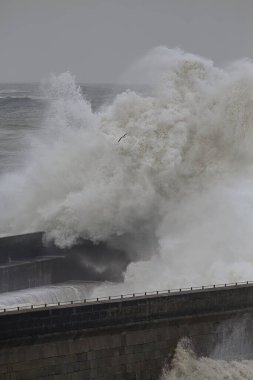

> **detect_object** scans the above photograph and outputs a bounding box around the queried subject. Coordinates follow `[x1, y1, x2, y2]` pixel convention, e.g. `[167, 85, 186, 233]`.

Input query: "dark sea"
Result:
[0, 83, 127, 175]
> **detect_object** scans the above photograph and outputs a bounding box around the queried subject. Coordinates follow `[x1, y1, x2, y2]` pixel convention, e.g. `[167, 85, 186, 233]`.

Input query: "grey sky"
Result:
[0, 0, 252, 83]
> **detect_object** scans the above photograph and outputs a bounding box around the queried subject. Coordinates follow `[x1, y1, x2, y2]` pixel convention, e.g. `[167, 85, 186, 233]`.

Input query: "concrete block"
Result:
[126, 331, 146, 346]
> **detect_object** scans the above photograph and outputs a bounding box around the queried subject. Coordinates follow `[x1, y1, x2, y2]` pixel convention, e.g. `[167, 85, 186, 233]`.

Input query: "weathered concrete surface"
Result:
[0, 256, 63, 292]
[0, 232, 130, 291]
[0, 284, 253, 379]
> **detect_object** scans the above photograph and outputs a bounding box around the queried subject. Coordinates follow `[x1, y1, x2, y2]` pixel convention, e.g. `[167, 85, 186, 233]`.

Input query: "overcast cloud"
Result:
[0, 0, 252, 83]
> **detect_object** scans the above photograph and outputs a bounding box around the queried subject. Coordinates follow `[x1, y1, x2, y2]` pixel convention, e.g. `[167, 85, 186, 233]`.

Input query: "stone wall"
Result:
[0, 257, 62, 292]
[0, 284, 253, 379]
[0, 232, 130, 291]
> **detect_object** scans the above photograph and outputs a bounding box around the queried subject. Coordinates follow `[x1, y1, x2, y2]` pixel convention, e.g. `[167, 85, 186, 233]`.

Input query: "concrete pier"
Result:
[0, 283, 253, 379]
[0, 232, 130, 292]
[0, 256, 63, 292]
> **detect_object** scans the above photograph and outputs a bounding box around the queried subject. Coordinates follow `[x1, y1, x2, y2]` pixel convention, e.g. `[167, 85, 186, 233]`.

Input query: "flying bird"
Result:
[118, 133, 128, 143]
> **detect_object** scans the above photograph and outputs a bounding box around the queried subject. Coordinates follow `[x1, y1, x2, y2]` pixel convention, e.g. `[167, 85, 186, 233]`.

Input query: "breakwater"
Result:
[0, 256, 62, 293]
[0, 232, 129, 292]
[0, 282, 253, 379]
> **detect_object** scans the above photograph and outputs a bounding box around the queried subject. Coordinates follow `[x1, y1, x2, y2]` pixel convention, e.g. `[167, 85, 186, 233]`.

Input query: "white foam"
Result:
[1, 49, 253, 293]
[161, 339, 253, 380]
[0, 282, 98, 308]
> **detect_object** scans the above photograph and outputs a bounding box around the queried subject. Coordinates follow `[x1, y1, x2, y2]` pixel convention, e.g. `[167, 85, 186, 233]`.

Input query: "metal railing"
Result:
[0, 280, 252, 314]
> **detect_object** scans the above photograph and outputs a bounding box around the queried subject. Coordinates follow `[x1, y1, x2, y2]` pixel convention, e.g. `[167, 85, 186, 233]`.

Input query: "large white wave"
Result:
[1, 47, 253, 292]
[161, 339, 253, 380]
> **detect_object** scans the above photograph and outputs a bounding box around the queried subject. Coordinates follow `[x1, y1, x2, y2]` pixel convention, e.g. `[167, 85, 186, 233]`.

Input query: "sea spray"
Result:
[1, 48, 253, 292]
[161, 319, 253, 380]
[161, 339, 253, 380]
[0, 282, 97, 308]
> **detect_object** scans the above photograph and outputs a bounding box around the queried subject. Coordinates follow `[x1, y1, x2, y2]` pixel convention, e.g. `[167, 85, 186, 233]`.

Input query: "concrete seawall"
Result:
[0, 232, 130, 292]
[1, 283, 253, 379]
[0, 256, 63, 292]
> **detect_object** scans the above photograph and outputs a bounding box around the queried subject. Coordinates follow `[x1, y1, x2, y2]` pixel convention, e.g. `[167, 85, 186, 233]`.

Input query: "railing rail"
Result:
[0, 280, 252, 314]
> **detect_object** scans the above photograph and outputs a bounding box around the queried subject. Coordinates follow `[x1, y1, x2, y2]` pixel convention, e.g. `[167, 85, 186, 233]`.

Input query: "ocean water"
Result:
[0, 82, 127, 174]
[2, 48, 253, 293]
[1, 47, 253, 377]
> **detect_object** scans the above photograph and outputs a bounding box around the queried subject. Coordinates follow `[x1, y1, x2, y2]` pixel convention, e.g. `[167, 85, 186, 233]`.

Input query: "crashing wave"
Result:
[1, 47, 253, 292]
[161, 338, 253, 380]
